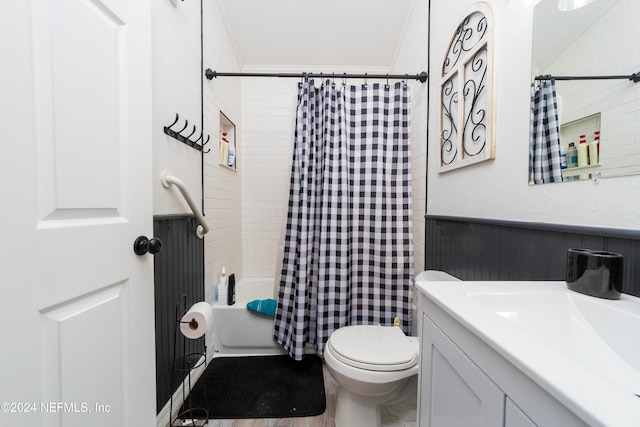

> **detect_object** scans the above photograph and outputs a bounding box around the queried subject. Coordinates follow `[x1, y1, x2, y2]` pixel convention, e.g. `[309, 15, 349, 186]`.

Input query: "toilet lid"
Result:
[328, 325, 418, 371]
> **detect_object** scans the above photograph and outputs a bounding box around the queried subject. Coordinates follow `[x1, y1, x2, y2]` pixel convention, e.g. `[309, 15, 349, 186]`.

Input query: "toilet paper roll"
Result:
[566, 248, 624, 299]
[180, 302, 214, 339]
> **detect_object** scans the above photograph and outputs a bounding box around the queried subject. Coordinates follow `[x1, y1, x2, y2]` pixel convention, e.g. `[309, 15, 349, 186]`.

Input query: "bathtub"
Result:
[210, 273, 457, 357]
[210, 278, 286, 357]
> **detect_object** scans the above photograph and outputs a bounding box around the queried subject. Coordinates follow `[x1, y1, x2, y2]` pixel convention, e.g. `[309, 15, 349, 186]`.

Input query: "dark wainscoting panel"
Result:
[425, 215, 640, 297]
[153, 215, 205, 414]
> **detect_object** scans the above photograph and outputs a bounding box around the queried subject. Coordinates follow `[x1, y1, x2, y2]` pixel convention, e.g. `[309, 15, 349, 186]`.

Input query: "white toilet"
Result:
[323, 324, 420, 427]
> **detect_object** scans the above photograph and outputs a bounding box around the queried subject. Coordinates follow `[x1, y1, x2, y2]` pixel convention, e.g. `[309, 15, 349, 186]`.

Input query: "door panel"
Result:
[41, 283, 127, 425]
[34, 0, 125, 218]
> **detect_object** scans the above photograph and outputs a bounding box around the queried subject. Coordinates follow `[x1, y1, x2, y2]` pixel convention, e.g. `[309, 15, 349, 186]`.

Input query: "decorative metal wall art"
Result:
[440, 2, 495, 173]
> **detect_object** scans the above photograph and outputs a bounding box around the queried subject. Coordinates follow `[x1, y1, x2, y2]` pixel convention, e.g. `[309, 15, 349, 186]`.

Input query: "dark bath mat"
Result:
[179, 354, 326, 419]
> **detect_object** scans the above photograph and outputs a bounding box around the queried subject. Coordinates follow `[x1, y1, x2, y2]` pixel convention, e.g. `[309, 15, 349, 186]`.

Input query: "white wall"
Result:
[202, 0, 243, 300]
[152, 0, 202, 215]
[427, 0, 640, 230]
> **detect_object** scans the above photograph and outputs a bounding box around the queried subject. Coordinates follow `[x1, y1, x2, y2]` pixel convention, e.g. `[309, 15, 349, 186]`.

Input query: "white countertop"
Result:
[416, 279, 640, 427]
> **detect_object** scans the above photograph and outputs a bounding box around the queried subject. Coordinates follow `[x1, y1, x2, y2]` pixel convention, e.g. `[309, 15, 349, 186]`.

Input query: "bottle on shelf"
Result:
[577, 135, 589, 180]
[218, 266, 228, 305]
[220, 132, 229, 166]
[560, 144, 567, 170]
[589, 131, 600, 165]
[577, 135, 588, 167]
[567, 142, 578, 168]
[227, 142, 235, 168]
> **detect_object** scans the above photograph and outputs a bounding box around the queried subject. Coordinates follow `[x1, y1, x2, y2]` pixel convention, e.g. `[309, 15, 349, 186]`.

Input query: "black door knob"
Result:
[133, 236, 162, 255]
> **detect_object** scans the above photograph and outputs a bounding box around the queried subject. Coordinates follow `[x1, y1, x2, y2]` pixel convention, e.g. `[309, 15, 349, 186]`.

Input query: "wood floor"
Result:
[175, 364, 338, 427]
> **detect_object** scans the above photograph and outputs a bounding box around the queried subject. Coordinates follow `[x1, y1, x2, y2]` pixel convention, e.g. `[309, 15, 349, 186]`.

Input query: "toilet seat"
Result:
[327, 325, 418, 371]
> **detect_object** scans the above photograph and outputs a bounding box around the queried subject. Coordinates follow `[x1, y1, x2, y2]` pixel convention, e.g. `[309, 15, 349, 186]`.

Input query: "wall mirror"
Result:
[530, 0, 640, 184]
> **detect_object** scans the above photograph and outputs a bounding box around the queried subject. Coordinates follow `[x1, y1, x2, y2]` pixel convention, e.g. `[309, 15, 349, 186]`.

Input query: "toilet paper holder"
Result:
[181, 317, 199, 331]
[170, 295, 209, 425]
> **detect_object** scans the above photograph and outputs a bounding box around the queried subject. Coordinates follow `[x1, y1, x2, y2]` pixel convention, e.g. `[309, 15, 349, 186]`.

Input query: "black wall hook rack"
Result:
[164, 113, 211, 153]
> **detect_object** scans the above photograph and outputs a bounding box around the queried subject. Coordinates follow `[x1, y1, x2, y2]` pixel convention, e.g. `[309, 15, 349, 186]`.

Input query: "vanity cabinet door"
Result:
[420, 314, 505, 427]
[506, 397, 537, 427]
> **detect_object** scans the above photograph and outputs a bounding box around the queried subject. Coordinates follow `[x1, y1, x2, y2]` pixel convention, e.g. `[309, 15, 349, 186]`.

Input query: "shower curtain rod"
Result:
[205, 68, 428, 83]
[534, 72, 640, 83]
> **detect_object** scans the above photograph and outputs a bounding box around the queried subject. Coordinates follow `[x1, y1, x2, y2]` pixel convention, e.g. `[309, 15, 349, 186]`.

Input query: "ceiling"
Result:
[532, 0, 620, 70]
[216, 0, 614, 71]
[216, 0, 417, 69]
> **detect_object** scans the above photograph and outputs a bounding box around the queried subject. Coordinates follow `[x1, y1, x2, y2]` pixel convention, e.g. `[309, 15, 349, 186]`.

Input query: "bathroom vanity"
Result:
[415, 279, 640, 427]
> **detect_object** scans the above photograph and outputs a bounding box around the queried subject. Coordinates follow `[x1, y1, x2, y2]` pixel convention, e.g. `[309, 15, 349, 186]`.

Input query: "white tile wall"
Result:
[202, 0, 243, 302]
[539, 0, 640, 178]
[391, 0, 429, 275]
[241, 75, 298, 278]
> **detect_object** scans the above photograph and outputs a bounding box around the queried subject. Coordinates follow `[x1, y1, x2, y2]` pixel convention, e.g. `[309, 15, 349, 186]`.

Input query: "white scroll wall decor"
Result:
[440, 2, 495, 172]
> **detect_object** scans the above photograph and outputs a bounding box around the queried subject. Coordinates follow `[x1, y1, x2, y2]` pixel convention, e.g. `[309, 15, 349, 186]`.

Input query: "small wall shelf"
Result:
[219, 111, 237, 171]
[560, 113, 600, 148]
[561, 113, 601, 181]
[562, 163, 602, 181]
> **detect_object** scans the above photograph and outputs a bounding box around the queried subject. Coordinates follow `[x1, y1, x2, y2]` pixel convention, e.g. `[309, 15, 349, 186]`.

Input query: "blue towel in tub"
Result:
[246, 298, 277, 318]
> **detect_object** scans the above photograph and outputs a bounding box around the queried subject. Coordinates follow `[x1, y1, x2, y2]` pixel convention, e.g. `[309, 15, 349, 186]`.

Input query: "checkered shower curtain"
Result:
[530, 79, 563, 184]
[273, 79, 415, 360]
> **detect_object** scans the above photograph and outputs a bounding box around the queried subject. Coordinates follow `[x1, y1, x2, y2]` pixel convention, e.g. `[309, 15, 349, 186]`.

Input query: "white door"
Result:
[0, 1, 156, 426]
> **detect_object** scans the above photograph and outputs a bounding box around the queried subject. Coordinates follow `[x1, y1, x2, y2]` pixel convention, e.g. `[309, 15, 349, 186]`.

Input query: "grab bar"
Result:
[161, 172, 209, 239]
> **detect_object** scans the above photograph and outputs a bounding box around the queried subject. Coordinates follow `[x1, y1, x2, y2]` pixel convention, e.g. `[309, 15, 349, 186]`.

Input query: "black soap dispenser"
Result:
[227, 273, 236, 305]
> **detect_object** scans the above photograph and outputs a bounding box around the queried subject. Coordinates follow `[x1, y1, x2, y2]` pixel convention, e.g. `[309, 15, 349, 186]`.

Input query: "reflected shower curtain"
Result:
[273, 79, 415, 360]
[530, 79, 563, 184]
